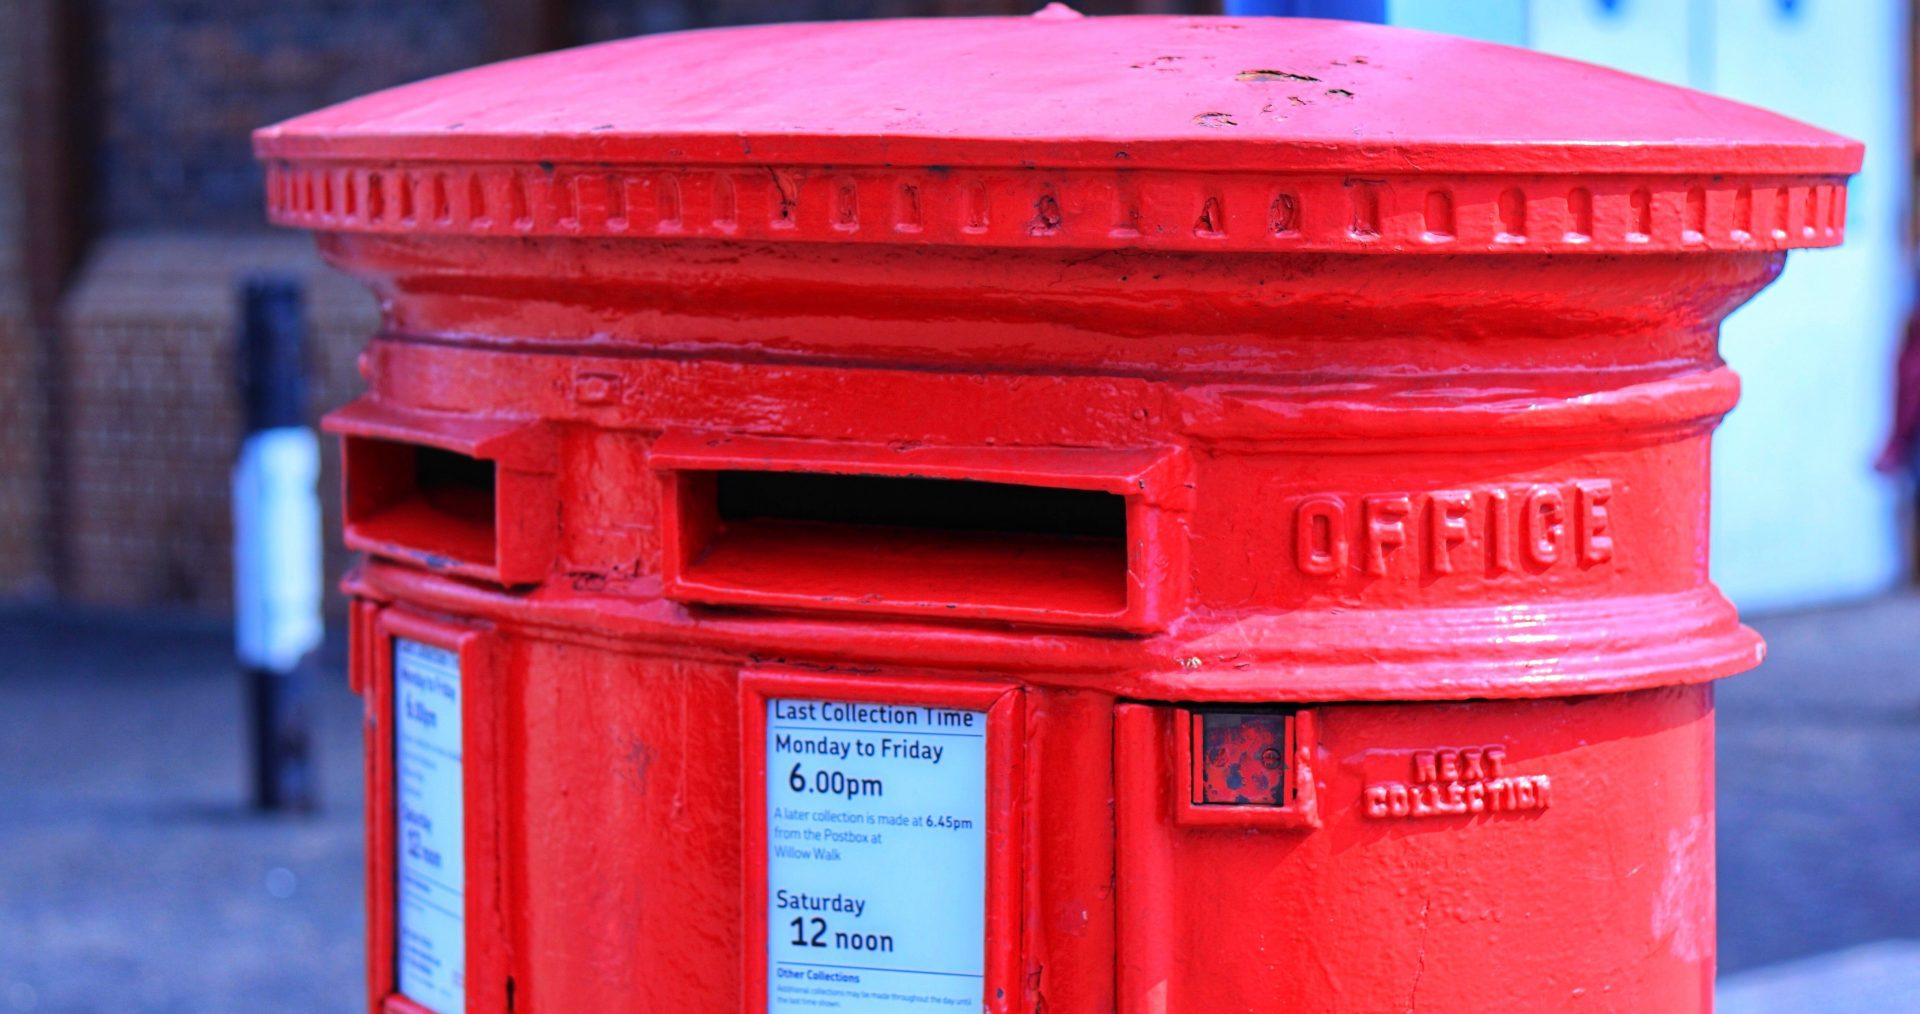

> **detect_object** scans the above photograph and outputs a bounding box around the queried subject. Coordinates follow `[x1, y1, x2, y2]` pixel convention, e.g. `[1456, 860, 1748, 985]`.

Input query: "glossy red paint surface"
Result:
[259, 13, 1857, 1013]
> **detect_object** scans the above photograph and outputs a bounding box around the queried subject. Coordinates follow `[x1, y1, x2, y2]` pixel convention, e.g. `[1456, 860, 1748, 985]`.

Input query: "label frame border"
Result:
[362, 604, 510, 1014]
[740, 667, 1024, 1014]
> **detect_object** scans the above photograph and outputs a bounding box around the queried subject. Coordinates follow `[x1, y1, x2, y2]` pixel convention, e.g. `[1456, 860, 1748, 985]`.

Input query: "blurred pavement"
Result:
[0, 608, 361, 1013]
[0, 593, 1917, 1011]
[1719, 940, 1920, 1013]
[1718, 592, 1920, 974]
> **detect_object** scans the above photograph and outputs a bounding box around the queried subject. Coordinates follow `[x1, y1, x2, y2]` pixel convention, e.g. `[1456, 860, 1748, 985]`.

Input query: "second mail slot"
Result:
[651, 432, 1190, 632]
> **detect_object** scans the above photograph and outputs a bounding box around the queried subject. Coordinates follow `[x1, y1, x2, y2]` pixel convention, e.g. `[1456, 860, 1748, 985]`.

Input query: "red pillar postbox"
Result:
[258, 12, 1858, 1013]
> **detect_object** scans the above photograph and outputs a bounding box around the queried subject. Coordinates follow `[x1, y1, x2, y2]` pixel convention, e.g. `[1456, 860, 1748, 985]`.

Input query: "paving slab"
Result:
[1718, 939, 1920, 1013]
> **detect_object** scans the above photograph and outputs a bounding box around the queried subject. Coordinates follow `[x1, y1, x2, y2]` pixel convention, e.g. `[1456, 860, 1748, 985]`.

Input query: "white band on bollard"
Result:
[232, 425, 323, 673]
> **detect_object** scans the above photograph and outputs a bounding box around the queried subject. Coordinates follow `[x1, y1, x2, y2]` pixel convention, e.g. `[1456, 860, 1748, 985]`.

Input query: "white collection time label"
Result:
[394, 638, 465, 1014]
[766, 698, 988, 1012]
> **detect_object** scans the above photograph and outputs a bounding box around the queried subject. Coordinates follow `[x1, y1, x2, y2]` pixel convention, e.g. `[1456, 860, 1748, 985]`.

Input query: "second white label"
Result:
[766, 698, 988, 1013]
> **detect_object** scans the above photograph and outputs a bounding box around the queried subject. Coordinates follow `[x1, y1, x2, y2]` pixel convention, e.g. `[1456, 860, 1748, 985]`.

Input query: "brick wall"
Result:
[60, 235, 377, 612]
[570, 0, 1200, 43]
[0, 0, 22, 310]
[0, 315, 42, 599]
[0, 0, 47, 597]
[574, 0, 1018, 39]
[88, 0, 1208, 232]
[92, 0, 487, 231]
[46, 0, 490, 611]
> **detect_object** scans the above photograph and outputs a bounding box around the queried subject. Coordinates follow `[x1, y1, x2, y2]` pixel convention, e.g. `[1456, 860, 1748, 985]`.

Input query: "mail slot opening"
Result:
[344, 437, 498, 568]
[672, 469, 1132, 622]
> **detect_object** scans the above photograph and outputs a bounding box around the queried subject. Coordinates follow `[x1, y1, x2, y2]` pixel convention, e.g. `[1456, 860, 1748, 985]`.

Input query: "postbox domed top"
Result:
[256, 11, 1861, 254]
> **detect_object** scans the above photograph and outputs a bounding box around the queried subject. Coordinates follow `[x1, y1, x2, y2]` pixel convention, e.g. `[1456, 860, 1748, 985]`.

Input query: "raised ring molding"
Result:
[265, 160, 1850, 255]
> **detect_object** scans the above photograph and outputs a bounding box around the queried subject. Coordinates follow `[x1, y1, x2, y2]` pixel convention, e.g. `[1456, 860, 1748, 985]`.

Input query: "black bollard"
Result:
[235, 276, 322, 812]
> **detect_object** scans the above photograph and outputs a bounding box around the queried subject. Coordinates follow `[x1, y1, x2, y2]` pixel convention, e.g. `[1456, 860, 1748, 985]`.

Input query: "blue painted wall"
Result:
[1223, 0, 1386, 19]
[1526, 0, 1911, 612]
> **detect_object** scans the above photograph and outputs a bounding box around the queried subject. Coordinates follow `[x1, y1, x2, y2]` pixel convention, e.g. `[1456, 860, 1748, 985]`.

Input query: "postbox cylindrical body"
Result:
[258, 14, 1859, 1013]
